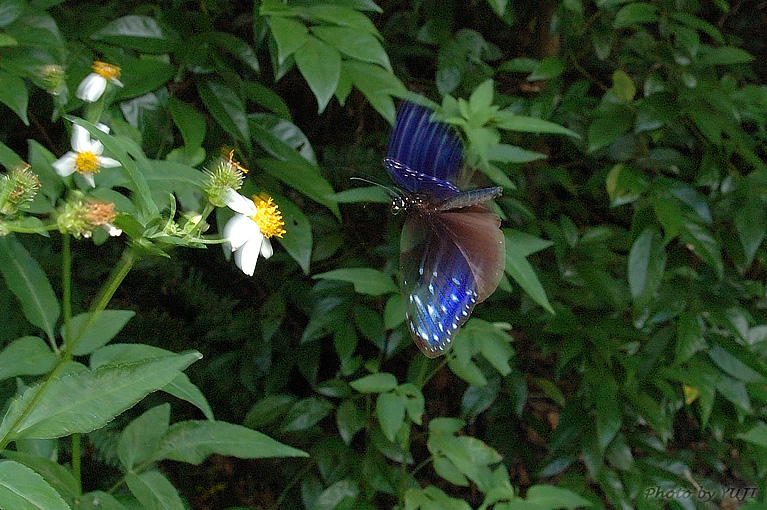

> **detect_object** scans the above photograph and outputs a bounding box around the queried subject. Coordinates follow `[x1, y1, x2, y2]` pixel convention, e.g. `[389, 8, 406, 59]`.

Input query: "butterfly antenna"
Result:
[350, 176, 401, 199]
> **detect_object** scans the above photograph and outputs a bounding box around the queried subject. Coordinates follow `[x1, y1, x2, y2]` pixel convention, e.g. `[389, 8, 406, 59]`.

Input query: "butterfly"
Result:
[384, 101, 506, 357]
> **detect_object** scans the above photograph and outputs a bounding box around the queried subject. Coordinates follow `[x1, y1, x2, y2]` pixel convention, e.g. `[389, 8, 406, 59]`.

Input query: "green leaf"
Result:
[350, 373, 398, 393]
[243, 82, 291, 119]
[384, 295, 405, 330]
[0, 0, 23, 28]
[0, 69, 28, 125]
[280, 397, 333, 432]
[343, 61, 407, 123]
[588, 110, 633, 152]
[268, 15, 309, 64]
[700, 46, 754, 66]
[0, 236, 59, 341]
[486, 144, 546, 163]
[735, 194, 766, 265]
[331, 186, 390, 204]
[336, 399, 365, 444]
[0, 460, 70, 510]
[304, 5, 379, 35]
[311, 479, 359, 510]
[208, 32, 260, 73]
[377, 392, 405, 442]
[605, 164, 648, 206]
[676, 312, 706, 364]
[313, 268, 397, 296]
[112, 57, 173, 101]
[610, 70, 636, 102]
[399, 383, 425, 425]
[249, 113, 317, 166]
[77, 492, 127, 510]
[272, 194, 312, 274]
[198, 79, 249, 142]
[91, 15, 179, 53]
[1, 451, 79, 503]
[311, 25, 391, 71]
[61, 310, 135, 356]
[0, 337, 57, 381]
[527, 56, 564, 81]
[0, 351, 201, 440]
[118, 404, 170, 471]
[738, 422, 767, 449]
[468, 79, 495, 111]
[125, 471, 184, 510]
[168, 97, 205, 149]
[294, 36, 341, 113]
[153, 420, 308, 464]
[256, 158, 339, 218]
[614, 3, 658, 29]
[90, 344, 213, 421]
[524, 485, 593, 509]
[504, 231, 554, 314]
[679, 219, 724, 279]
[495, 112, 580, 137]
[627, 226, 666, 299]
[594, 376, 621, 449]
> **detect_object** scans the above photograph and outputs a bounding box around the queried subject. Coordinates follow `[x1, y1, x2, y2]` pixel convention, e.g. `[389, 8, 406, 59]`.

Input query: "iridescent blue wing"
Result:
[385, 101, 463, 199]
[401, 202, 505, 357]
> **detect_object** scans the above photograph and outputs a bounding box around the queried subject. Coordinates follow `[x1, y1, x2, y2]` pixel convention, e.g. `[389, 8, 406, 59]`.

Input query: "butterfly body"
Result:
[384, 102, 505, 357]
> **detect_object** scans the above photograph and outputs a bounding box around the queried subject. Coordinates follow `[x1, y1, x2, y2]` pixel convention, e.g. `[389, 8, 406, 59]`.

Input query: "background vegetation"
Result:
[1, 0, 767, 509]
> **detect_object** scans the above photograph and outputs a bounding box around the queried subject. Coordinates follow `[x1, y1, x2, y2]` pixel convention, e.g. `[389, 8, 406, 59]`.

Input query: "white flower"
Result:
[76, 61, 123, 102]
[52, 124, 120, 188]
[222, 191, 285, 276]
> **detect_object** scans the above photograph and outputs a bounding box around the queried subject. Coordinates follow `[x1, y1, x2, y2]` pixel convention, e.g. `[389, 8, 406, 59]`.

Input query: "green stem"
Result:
[72, 433, 82, 494]
[60, 234, 71, 356]
[0, 245, 136, 453]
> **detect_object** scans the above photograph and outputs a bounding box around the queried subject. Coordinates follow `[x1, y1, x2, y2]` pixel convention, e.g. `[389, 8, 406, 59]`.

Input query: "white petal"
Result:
[260, 238, 273, 259]
[52, 153, 77, 177]
[96, 123, 110, 133]
[76, 74, 107, 102]
[71, 125, 91, 153]
[235, 236, 263, 276]
[97, 156, 121, 168]
[87, 139, 105, 156]
[104, 224, 122, 237]
[82, 173, 96, 188]
[224, 191, 257, 216]
[223, 214, 262, 251]
[110, 78, 124, 87]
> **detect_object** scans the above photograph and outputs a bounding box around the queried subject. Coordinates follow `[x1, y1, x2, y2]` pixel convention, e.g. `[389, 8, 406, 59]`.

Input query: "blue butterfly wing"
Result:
[401, 203, 505, 357]
[385, 101, 463, 199]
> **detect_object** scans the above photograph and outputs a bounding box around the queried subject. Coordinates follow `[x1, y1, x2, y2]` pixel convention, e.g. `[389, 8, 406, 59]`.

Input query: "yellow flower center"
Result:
[92, 61, 121, 80]
[75, 151, 100, 175]
[250, 196, 286, 238]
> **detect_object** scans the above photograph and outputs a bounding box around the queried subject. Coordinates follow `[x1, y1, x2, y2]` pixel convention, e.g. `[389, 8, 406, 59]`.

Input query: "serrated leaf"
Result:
[0, 460, 70, 510]
[0, 351, 201, 440]
[486, 144, 546, 163]
[313, 268, 397, 296]
[1, 451, 79, 502]
[118, 404, 170, 471]
[125, 471, 184, 510]
[525, 485, 593, 509]
[0, 236, 59, 341]
[153, 420, 307, 464]
[77, 492, 127, 510]
[0, 337, 57, 381]
[614, 3, 658, 29]
[61, 310, 135, 356]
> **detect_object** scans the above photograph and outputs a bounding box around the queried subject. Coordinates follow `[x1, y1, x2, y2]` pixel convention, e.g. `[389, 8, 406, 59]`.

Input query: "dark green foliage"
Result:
[0, 0, 767, 509]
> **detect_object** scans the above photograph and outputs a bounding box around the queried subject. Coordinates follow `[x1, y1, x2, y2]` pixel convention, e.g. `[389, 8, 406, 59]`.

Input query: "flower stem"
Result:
[72, 433, 82, 494]
[0, 245, 137, 453]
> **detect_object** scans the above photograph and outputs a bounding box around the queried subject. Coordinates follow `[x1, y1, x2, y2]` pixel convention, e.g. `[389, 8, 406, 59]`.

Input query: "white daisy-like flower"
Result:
[76, 61, 123, 103]
[52, 124, 120, 188]
[223, 190, 286, 276]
